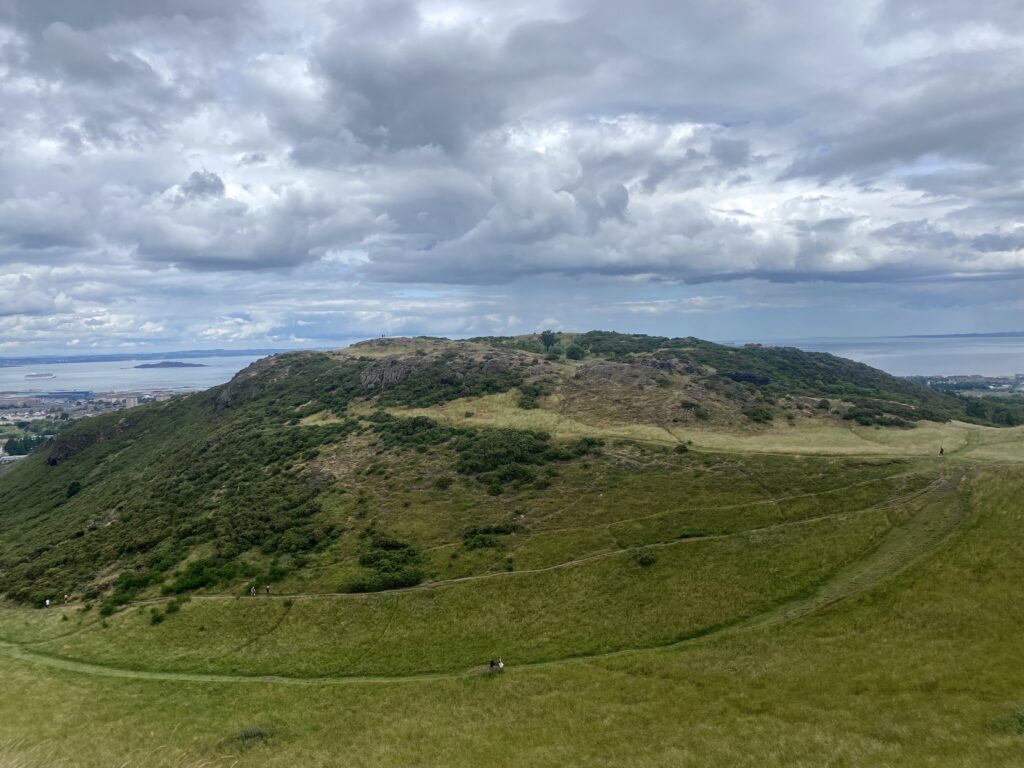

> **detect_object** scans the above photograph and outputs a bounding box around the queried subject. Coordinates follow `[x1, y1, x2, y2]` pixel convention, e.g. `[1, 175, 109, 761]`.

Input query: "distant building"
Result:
[123, 396, 139, 408]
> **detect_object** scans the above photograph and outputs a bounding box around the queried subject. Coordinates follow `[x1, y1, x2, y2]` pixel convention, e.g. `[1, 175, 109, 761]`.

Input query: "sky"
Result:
[1, 0, 1023, 354]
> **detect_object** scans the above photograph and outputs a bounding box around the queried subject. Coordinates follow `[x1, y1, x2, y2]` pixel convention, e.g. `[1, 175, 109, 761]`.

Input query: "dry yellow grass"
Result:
[394, 391, 1012, 459]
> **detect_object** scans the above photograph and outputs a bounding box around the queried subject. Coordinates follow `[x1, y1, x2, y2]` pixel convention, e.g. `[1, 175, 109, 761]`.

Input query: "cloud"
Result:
[177, 170, 225, 201]
[1, 0, 1023, 352]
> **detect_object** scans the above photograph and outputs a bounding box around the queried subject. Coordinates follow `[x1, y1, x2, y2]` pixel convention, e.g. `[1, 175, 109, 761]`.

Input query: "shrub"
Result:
[463, 534, 500, 550]
[632, 549, 657, 567]
[517, 379, 554, 409]
[432, 476, 453, 490]
[674, 443, 689, 454]
[565, 343, 586, 360]
[346, 532, 424, 593]
[65, 481, 82, 498]
[743, 406, 774, 424]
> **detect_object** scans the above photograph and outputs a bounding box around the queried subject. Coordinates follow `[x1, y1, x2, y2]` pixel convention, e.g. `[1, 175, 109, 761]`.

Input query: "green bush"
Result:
[632, 549, 657, 567]
[565, 343, 586, 360]
[346, 531, 424, 593]
[743, 406, 774, 424]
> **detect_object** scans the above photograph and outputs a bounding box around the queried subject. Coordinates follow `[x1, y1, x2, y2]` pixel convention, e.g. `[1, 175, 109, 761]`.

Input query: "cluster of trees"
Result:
[2, 433, 48, 455]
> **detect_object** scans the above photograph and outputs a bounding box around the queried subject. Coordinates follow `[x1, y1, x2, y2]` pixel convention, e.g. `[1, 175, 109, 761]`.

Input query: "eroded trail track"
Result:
[0, 469, 972, 686]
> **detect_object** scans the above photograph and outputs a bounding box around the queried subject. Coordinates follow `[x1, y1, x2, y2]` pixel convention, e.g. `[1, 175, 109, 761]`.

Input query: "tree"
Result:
[565, 343, 585, 360]
[540, 330, 558, 351]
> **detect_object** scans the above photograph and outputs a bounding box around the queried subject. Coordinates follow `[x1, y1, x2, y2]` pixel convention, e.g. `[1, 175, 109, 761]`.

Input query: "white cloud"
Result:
[1, 0, 1023, 352]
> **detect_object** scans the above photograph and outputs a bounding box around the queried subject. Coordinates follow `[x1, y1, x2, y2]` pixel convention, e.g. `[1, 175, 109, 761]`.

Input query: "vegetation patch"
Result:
[220, 726, 272, 751]
[345, 528, 425, 593]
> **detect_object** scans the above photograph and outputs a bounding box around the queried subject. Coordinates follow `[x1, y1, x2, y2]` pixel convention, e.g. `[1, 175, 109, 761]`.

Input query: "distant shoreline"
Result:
[134, 361, 208, 369]
[0, 349, 291, 368]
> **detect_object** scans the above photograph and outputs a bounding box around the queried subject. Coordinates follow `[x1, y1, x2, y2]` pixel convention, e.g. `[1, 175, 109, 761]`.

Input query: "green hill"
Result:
[1, 333, 1024, 766]
[0, 332, 1000, 607]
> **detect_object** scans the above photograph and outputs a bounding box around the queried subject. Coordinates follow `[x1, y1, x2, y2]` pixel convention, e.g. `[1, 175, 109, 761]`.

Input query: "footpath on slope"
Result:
[117, 470, 943, 606]
[0, 467, 971, 686]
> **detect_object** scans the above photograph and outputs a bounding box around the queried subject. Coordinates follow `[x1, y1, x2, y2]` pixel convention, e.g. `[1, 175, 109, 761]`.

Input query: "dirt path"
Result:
[106, 474, 943, 607]
[0, 470, 969, 686]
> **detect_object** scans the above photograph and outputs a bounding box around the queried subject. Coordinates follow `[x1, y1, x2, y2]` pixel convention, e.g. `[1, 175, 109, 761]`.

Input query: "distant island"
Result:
[134, 361, 208, 369]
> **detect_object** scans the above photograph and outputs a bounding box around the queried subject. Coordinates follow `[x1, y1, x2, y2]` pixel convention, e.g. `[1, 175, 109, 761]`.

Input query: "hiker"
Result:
[498, 657, 504, 672]
[939, 446, 944, 456]
[489, 659, 496, 671]
[250, 585, 257, 597]
[44, 598, 50, 608]
[63, 594, 69, 604]
[265, 585, 271, 595]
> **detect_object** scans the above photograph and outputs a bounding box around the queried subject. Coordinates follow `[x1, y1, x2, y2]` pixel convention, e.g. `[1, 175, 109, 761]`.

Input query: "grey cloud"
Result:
[873, 220, 962, 250]
[0, 0, 253, 32]
[126, 184, 377, 270]
[177, 171, 226, 201]
[869, 0, 1024, 40]
[972, 230, 1024, 253]
[710, 137, 751, 169]
[307, 6, 610, 154]
[238, 152, 268, 166]
[2, 0, 1024, 352]
[783, 49, 1024, 182]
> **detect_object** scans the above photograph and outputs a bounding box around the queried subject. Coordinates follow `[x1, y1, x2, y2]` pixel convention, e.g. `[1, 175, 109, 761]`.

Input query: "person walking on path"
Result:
[265, 585, 271, 596]
[498, 657, 504, 672]
[250, 585, 257, 597]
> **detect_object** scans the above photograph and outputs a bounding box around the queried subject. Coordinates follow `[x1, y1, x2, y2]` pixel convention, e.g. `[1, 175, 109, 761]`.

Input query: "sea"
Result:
[0, 354, 268, 395]
[0, 336, 1022, 395]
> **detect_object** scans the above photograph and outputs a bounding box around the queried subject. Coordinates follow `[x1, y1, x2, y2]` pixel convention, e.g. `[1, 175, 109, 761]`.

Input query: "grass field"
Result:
[2, 336, 1023, 766]
[0, 461, 1021, 766]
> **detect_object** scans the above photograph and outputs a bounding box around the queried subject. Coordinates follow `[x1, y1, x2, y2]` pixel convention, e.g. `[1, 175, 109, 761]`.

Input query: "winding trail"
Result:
[0, 469, 969, 686]
[106, 472, 946, 607]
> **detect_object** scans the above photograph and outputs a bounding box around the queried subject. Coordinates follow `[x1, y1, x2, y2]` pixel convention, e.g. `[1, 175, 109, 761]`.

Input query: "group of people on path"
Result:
[249, 585, 272, 597]
[488, 657, 505, 672]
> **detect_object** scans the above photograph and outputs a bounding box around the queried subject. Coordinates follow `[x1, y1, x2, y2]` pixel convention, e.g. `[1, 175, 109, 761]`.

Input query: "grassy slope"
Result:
[2, 334, 1024, 765]
[0, 465, 1020, 766]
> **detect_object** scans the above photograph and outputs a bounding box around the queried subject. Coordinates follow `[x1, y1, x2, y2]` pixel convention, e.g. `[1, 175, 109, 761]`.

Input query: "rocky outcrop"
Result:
[45, 416, 136, 466]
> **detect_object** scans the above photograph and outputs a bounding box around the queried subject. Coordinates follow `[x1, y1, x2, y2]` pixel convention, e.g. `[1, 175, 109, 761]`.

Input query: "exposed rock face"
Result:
[359, 353, 518, 393]
[575, 360, 672, 384]
[359, 357, 423, 391]
[211, 352, 321, 410]
[46, 417, 136, 466]
[637, 359, 675, 372]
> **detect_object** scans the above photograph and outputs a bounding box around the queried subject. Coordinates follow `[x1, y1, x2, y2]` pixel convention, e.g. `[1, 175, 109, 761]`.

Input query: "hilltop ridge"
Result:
[0, 330, 1020, 610]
